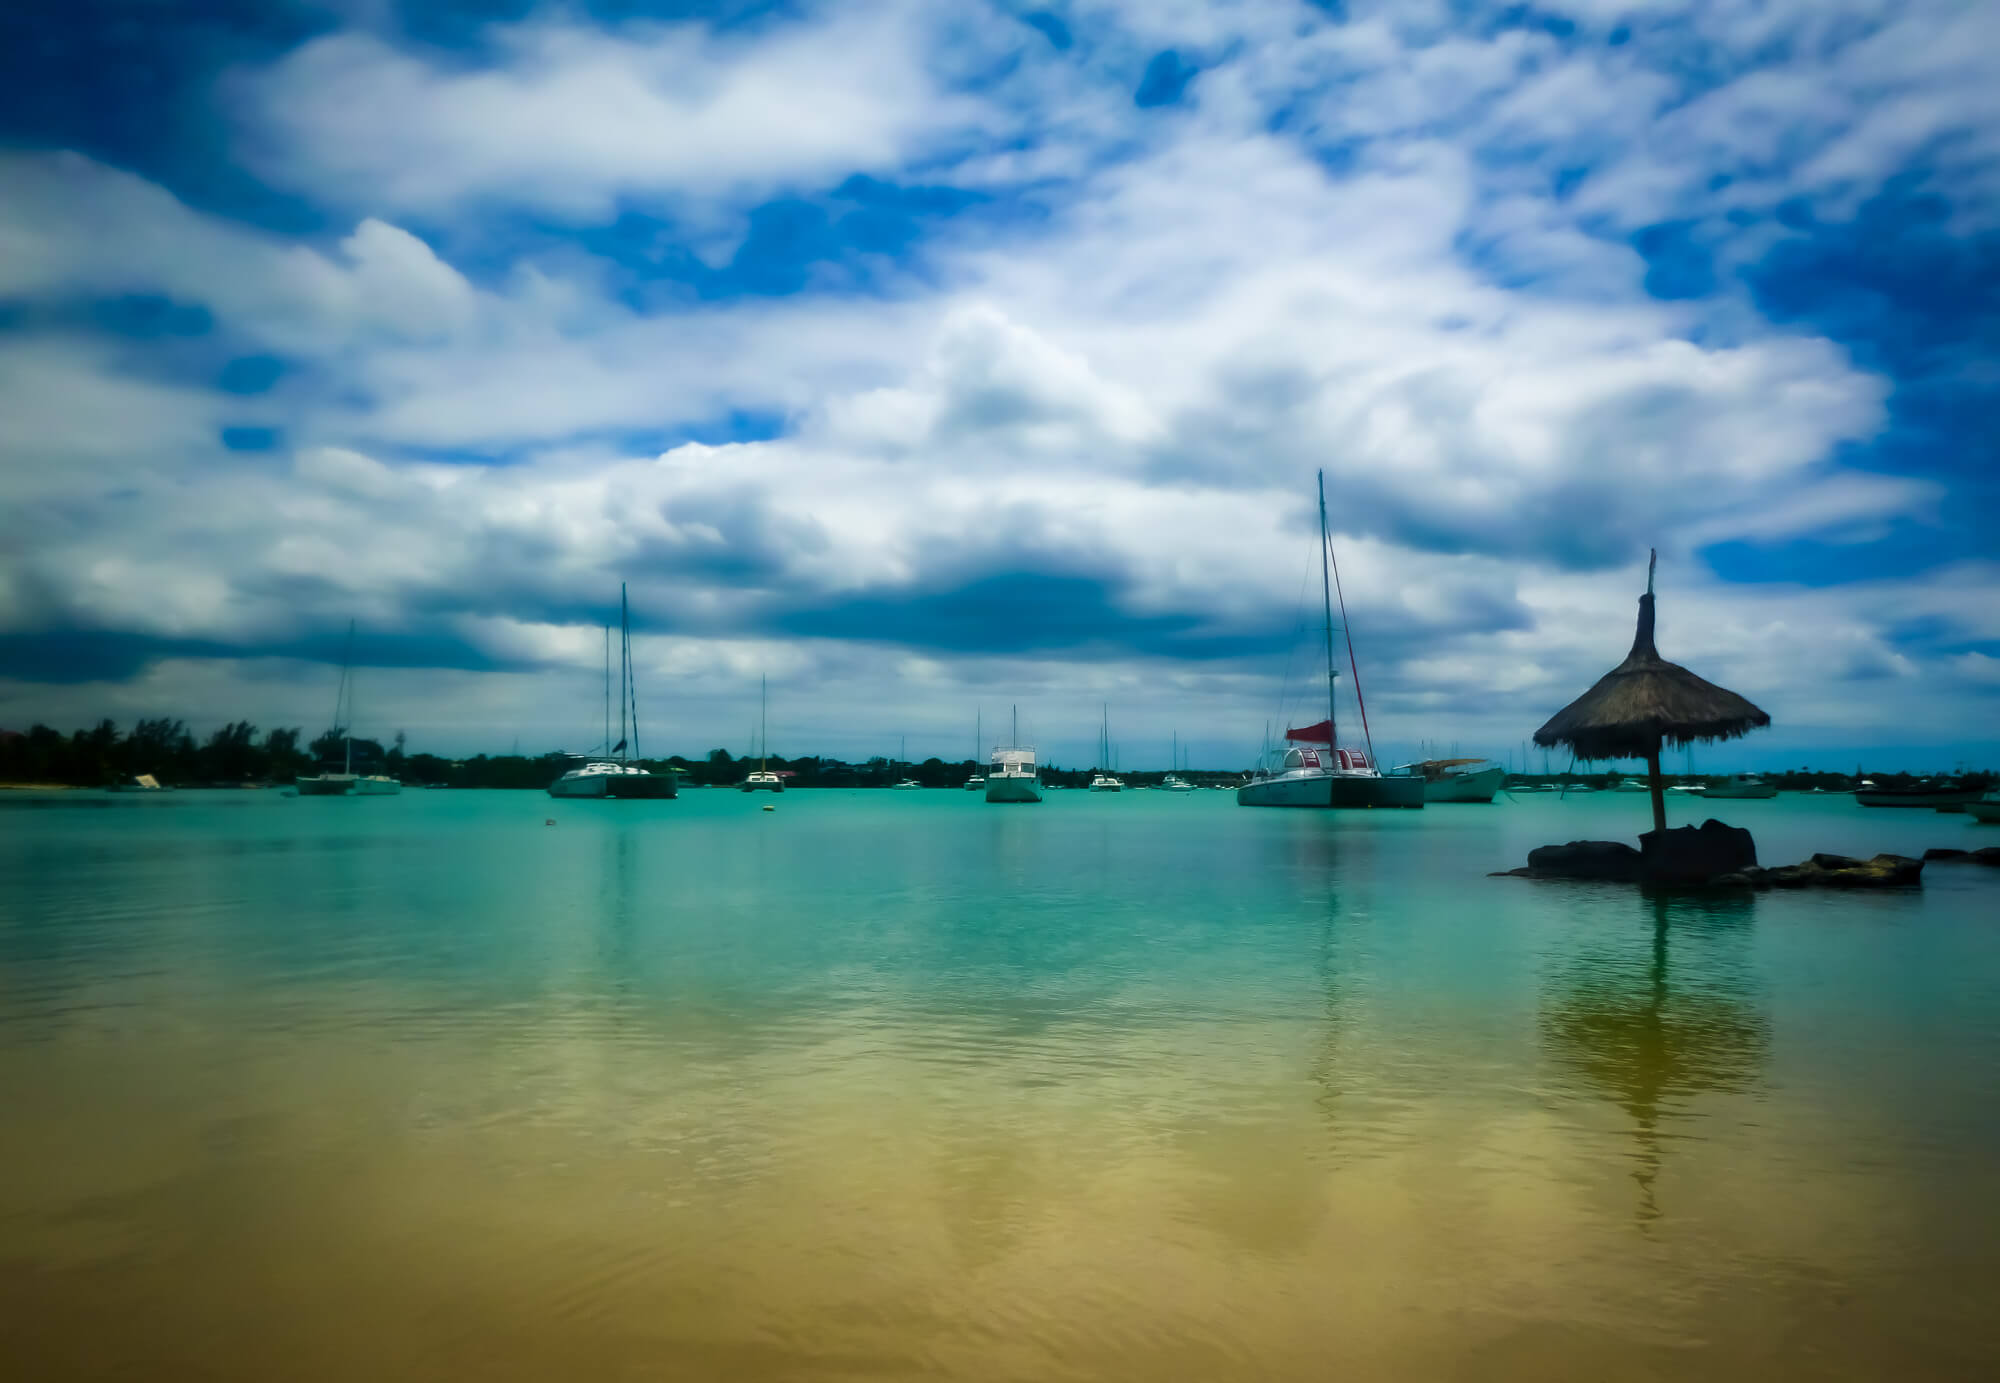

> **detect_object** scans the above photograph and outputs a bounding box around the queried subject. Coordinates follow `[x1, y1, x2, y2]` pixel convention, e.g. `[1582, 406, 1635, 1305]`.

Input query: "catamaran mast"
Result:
[1316, 472, 1338, 752]
[603, 625, 611, 757]
[760, 676, 768, 774]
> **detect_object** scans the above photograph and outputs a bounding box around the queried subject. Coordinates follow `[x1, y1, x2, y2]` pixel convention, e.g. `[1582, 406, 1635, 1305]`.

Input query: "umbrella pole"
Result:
[1646, 744, 1666, 833]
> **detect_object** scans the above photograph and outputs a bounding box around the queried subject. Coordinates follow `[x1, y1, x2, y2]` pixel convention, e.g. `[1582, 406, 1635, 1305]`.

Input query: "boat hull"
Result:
[1420, 765, 1505, 803]
[985, 777, 1043, 804]
[1237, 773, 1425, 809]
[740, 779, 784, 793]
[1857, 787, 1983, 808]
[1966, 800, 2000, 823]
[548, 770, 676, 799]
[297, 774, 401, 796]
[1702, 785, 1778, 799]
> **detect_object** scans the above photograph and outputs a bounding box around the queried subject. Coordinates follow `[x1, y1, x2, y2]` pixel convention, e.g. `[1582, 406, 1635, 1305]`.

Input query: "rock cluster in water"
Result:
[1491, 819, 1943, 890]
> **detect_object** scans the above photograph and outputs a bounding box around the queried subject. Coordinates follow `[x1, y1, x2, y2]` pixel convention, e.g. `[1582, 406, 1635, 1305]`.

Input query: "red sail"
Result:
[1284, 720, 1333, 744]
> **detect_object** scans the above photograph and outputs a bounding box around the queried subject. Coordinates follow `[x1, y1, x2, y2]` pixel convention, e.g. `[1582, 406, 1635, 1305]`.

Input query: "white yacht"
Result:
[1238, 472, 1422, 810]
[297, 620, 402, 797]
[1388, 757, 1505, 803]
[985, 708, 1042, 803]
[1089, 705, 1124, 791]
[1703, 773, 1778, 799]
[1161, 774, 1195, 792]
[964, 711, 986, 788]
[549, 590, 676, 799]
[891, 778, 922, 790]
[1612, 777, 1651, 792]
[740, 676, 783, 792]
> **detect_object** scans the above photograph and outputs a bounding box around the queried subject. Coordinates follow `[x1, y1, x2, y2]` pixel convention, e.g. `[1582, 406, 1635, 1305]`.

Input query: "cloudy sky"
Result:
[3, 0, 1996, 771]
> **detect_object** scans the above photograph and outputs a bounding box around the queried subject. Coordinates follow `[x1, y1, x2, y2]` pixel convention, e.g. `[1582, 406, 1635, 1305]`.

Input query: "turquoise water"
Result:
[3, 787, 1998, 1380]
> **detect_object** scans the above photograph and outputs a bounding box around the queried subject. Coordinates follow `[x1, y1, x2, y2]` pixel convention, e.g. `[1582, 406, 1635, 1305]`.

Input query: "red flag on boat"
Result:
[1284, 721, 1333, 744]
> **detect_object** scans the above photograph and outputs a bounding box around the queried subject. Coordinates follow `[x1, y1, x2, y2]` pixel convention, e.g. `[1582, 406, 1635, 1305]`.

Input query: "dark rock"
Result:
[1924, 848, 1970, 861]
[1523, 839, 1643, 882]
[1766, 853, 1925, 889]
[1709, 869, 1770, 889]
[1640, 819, 1758, 886]
[1809, 852, 1862, 871]
[1972, 847, 2000, 867]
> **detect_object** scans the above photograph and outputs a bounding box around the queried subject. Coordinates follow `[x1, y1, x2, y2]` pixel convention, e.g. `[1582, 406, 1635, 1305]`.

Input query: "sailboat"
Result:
[1088, 705, 1124, 791]
[964, 711, 986, 790]
[1162, 731, 1195, 791]
[985, 705, 1043, 803]
[548, 586, 676, 798]
[296, 621, 402, 796]
[1238, 472, 1423, 809]
[740, 676, 783, 791]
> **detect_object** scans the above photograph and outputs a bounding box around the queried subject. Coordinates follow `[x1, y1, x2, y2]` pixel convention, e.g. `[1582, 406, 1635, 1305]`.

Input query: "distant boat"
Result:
[1703, 773, 1778, 800]
[890, 778, 921, 791]
[1856, 780, 1983, 808]
[1239, 472, 1423, 810]
[986, 706, 1042, 803]
[1390, 758, 1504, 803]
[965, 711, 985, 789]
[1088, 703, 1124, 791]
[1611, 778, 1650, 793]
[740, 676, 783, 792]
[1967, 793, 2000, 823]
[298, 621, 402, 797]
[549, 590, 676, 799]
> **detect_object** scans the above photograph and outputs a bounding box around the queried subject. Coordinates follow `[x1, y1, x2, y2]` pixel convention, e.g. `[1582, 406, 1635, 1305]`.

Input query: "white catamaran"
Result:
[985, 705, 1042, 803]
[1088, 705, 1124, 791]
[548, 585, 676, 799]
[296, 621, 402, 796]
[740, 676, 783, 791]
[1238, 472, 1424, 810]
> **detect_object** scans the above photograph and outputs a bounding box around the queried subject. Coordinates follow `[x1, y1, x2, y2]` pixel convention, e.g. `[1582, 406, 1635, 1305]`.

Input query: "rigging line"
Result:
[1272, 556, 1315, 750]
[1323, 527, 1375, 764]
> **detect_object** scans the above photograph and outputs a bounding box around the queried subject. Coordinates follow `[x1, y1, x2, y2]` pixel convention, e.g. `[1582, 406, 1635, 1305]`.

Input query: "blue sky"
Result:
[2, 0, 1996, 770]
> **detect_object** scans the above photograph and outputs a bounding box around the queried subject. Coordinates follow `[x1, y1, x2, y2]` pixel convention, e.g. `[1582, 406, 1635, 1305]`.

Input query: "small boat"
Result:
[985, 713, 1043, 804]
[1611, 778, 1650, 793]
[1856, 780, 1984, 808]
[550, 590, 676, 799]
[298, 621, 402, 797]
[1702, 773, 1777, 800]
[1089, 705, 1124, 790]
[740, 676, 783, 792]
[1666, 783, 1706, 794]
[890, 778, 921, 791]
[964, 713, 985, 788]
[1389, 758, 1505, 802]
[1238, 472, 1422, 810]
[1161, 774, 1195, 792]
[1967, 794, 2000, 823]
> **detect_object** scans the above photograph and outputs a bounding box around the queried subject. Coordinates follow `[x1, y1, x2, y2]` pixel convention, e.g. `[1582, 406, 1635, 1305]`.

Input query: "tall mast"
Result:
[616, 587, 628, 763]
[338, 619, 355, 775]
[1316, 471, 1339, 753]
[623, 583, 640, 764]
[603, 624, 611, 757]
[760, 676, 768, 773]
[975, 709, 980, 765]
[1012, 704, 1018, 750]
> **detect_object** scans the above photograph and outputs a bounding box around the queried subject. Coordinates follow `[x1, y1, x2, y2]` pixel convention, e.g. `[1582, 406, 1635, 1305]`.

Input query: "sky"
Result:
[2, 0, 1997, 773]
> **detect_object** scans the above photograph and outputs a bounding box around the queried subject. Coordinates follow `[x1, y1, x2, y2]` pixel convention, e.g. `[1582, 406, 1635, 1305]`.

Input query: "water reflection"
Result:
[1540, 893, 1769, 1224]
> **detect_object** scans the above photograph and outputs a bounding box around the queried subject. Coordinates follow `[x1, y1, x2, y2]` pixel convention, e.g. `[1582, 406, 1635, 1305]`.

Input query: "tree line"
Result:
[0, 719, 1238, 789]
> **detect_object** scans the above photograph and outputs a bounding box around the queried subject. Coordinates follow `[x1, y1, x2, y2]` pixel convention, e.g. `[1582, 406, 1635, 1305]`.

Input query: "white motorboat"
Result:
[1389, 758, 1505, 803]
[1612, 778, 1651, 792]
[1967, 793, 2000, 823]
[297, 620, 402, 797]
[964, 712, 985, 788]
[1702, 773, 1778, 800]
[1161, 774, 1195, 792]
[1239, 471, 1422, 810]
[890, 778, 922, 791]
[984, 707, 1042, 803]
[549, 589, 676, 799]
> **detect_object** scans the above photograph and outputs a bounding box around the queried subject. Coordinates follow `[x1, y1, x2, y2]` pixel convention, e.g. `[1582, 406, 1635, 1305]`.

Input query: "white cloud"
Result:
[2, 0, 1995, 761]
[232, 5, 996, 220]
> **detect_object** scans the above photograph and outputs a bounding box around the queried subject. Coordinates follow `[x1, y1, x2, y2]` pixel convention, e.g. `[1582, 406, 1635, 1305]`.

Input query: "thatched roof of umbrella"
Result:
[1535, 554, 1768, 761]
[1534, 552, 1768, 829]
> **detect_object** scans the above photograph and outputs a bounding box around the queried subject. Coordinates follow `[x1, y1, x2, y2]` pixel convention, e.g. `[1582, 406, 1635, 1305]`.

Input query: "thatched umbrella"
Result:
[1534, 551, 1769, 831]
